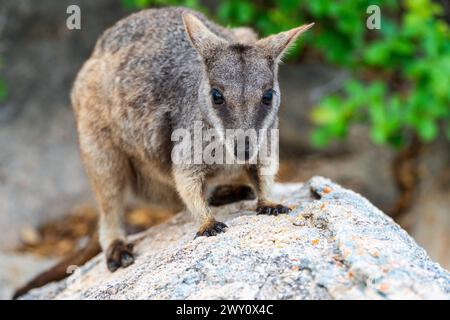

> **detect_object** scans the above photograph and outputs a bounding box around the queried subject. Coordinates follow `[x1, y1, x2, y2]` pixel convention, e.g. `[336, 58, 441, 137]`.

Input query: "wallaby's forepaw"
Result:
[256, 203, 291, 216]
[106, 240, 134, 272]
[195, 220, 228, 238]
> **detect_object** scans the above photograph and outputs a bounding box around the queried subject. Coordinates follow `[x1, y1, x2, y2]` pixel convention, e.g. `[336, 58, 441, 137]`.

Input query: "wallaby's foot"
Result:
[256, 202, 291, 216]
[106, 240, 134, 272]
[208, 185, 256, 206]
[195, 220, 228, 238]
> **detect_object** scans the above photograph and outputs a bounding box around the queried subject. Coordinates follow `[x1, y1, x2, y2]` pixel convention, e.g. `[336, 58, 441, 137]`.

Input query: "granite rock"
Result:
[21, 177, 450, 300]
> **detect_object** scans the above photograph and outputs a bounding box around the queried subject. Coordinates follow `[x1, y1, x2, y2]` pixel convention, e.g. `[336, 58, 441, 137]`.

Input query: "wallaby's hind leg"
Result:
[78, 126, 134, 272]
[207, 185, 256, 206]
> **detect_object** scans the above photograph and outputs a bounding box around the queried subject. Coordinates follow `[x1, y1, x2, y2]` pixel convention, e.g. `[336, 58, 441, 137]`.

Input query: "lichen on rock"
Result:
[21, 177, 450, 300]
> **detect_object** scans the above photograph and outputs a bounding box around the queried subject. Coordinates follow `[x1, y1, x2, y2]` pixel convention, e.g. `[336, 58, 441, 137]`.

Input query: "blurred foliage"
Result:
[0, 80, 6, 101]
[121, 0, 201, 11]
[308, 0, 450, 149]
[0, 57, 6, 101]
[121, 0, 449, 149]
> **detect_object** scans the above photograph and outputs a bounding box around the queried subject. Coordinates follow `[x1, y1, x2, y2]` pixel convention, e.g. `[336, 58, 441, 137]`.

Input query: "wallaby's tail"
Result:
[12, 231, 100, 299]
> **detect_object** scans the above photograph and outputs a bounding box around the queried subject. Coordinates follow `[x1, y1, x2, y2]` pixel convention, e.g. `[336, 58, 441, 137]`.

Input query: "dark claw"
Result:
[106, 240, 135, 272]
[256, 204, 291, 216]
[107, 259, 120, 272]
[120, 252, 134, 267]
[213, 221, 228, 232]
[202, 231, 211, 237]
[195, 221, 228, 238]
[277, 205, 289, 214]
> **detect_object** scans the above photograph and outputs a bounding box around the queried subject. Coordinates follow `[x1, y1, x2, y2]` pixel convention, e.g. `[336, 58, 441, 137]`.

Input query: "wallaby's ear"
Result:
[182, 13, 227, 58]
[256, 23, 314, 61]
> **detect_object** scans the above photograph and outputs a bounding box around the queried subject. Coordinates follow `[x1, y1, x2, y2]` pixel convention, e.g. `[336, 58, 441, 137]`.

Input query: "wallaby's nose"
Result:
[234, 137, 251, 160]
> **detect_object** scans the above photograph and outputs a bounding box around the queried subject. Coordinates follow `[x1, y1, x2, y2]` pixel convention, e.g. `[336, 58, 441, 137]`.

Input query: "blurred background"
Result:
[0, 0, 448, 298]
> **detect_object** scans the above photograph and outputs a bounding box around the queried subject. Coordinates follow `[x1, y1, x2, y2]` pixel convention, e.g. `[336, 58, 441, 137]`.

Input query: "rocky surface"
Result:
[0, 253, 54, 299]
[22, 177, 450, 300]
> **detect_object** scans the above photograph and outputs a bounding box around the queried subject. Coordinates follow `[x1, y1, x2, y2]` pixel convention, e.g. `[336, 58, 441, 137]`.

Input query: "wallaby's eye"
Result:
[261, 89, 274, 106]
[211, 88, 225, 105]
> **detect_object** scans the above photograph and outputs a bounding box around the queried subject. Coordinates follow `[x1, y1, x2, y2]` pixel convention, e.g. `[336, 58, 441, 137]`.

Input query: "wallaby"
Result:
[13, 7, 313, 298]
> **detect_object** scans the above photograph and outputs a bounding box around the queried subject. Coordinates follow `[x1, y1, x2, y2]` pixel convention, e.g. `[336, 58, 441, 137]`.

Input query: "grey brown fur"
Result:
[71, 7, 313, 271]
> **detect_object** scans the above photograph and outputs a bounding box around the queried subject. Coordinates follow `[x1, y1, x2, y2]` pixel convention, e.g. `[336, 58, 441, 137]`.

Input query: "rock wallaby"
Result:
[73, 7, 313, 271]
[13, 6, 313, 297]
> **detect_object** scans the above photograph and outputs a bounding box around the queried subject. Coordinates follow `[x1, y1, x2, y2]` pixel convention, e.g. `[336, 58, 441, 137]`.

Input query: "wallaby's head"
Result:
[183, 13, 313, 161]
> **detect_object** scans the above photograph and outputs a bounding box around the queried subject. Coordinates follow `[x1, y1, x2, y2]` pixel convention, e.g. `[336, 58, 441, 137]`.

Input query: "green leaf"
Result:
[310, 96, 343, 125]
[121, 0, 151, 10]
[364, 42, 391, 67]
[234, 2, 255, 24]
[417, 119, 438, 141]
[310, 128, 331, 148]
[370, 125, 387, 145]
